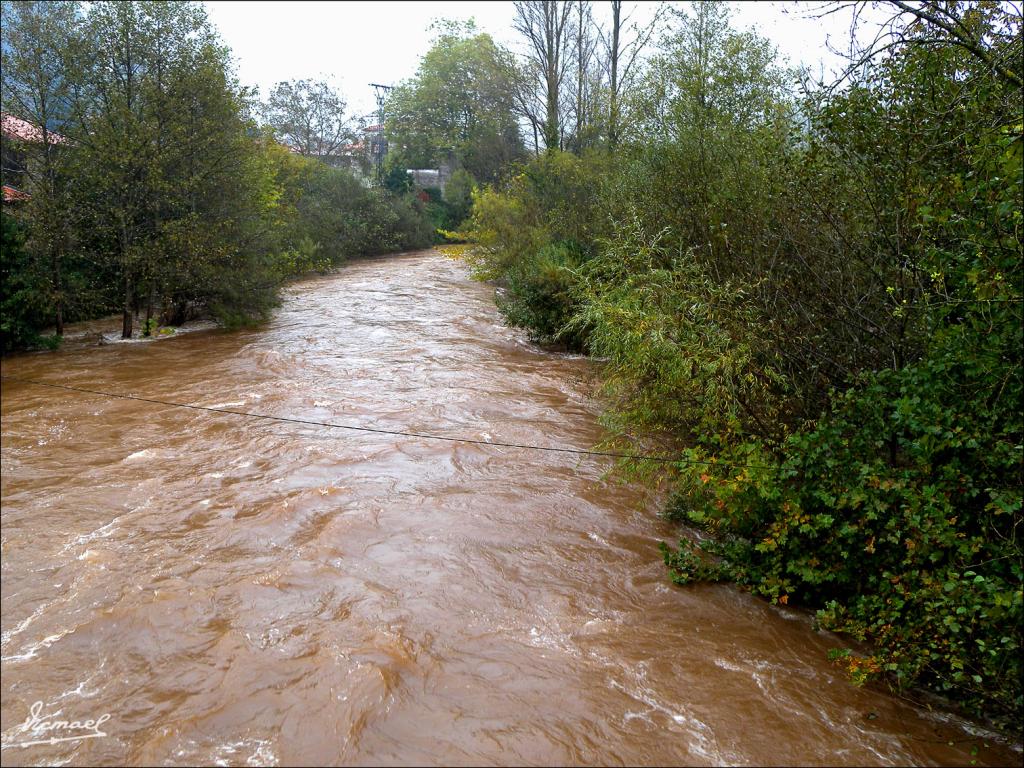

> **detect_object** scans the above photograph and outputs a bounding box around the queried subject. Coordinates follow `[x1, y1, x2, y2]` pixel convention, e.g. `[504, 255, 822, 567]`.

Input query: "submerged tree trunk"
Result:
[52, 250, 64, 336]
[122, 270, 133, 339]
[121, 224, 133, 339]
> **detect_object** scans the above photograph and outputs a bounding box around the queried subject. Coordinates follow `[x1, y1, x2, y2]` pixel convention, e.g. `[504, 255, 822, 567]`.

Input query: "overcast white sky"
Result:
[203, 1, 882, 118]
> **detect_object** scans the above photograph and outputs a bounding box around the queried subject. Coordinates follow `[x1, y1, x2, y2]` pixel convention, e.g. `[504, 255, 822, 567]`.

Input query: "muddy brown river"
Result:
[0, 250, 1018, 766]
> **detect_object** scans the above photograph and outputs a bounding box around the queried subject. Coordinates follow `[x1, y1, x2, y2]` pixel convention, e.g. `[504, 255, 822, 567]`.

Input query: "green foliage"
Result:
[462, 0, 1023, 730]
[656, 9, 1024, 728]
[461, 150, 611, 350]
[498, 241, 589, 349]
[443, 167, 475, 225]
[384, 21, 524, 183]
[291, 161, 431, 261]
[464, 150, 607, 277]
[0, 212, 58, 351]
[664, 327, 1022, 724]
[570, 219, 783, 443]
[0, 1, 437, 349]
[382, 160, 413, 195]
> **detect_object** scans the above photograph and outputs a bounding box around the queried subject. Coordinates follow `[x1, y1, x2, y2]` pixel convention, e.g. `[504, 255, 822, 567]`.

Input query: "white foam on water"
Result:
[60, 519, 119, 554]
[247, 740, 277, 766]
[1, 627, 73, 663]
[610, 663, 725, 763]
[49, 673, 102, 703]
[206, 737, 278, 767]
[0, 600, 53, 649]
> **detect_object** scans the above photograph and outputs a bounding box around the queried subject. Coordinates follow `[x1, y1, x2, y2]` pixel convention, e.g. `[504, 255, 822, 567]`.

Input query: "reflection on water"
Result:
[1, 251, 1018, 766]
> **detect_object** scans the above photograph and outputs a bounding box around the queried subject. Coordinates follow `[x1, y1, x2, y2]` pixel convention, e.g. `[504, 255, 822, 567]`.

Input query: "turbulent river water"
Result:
[0, 250, 1018, 767]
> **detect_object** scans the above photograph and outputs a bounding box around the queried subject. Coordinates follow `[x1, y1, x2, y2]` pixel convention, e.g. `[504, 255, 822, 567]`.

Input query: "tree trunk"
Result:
[121, 225, 133, 339]
[122, 270, 133, 339]
[575, 1, 585, 149]
[609, 0, 621, 149]
[52, 249, 63, 337]
[546, 70, 560, 152]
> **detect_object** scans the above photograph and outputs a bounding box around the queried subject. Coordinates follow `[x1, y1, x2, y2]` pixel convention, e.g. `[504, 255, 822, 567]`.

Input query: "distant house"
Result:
[0, 112, 68, 205]
[407, 153, 455, 193]
[407, 166, 453, 192]
[1, 112, 68, 143]
[333, 121, 384, 179]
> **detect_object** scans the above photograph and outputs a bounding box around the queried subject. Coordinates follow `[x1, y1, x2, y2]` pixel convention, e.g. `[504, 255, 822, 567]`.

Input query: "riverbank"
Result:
[2, 250, 1018, 766]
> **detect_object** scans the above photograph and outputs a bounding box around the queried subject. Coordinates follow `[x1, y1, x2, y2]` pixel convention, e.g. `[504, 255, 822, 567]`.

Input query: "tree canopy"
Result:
[385, 21, 525, 183]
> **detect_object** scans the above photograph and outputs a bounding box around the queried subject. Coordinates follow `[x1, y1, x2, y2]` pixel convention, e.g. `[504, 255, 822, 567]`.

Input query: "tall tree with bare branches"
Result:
[602, 0, 664, 148]
[263, 78, 353, 160]
[512, 0, 574, 152]
[567, 1, 602, 152]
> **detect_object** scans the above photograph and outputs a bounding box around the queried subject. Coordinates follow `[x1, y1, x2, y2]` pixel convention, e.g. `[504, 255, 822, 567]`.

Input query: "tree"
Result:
[263, 78, 353, 159]
[0, 0, 439, 350]
[1, 0, 81, 335]
[632, 0, 790, 252]
[64, 0, 285, 337]
[67, 1, 209, 337]
[385, 22, 524, 184]
[565, 1, 601, 153]
[512, 0, 574, 152]
[816, 0, 1023, 92]
[600, 0, 663, 148]
[443, 167, 475, 224]
[0, 210, 55, 350]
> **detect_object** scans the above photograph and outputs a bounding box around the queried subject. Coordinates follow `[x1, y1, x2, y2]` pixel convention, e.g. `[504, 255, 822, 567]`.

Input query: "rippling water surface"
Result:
[1, 251, 1017, 766]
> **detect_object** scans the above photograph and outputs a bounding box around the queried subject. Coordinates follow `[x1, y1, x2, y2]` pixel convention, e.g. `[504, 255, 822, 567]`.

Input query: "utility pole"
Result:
[369, 83, 393, 185]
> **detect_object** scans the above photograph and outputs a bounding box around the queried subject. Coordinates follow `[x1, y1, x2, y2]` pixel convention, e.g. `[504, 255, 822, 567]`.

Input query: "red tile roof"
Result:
[1, 113, 68, 144]
[2, 185, 31, 203]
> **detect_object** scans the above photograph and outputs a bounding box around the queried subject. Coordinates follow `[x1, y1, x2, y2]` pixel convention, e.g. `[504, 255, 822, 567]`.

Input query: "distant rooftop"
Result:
[1, 113, 68, 144]
[2, 185, 31, 203]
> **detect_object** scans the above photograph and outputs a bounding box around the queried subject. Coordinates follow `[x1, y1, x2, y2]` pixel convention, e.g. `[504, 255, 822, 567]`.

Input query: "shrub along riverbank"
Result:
[461, 3, 1022, 731]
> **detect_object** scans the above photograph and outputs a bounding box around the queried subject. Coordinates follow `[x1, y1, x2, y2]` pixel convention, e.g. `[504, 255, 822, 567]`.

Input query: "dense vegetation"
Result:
[0, 0, 434, 350]
[385, 20, 527, 185]
[2, 0, 1021, 734]
[458, 1, 1022, 730]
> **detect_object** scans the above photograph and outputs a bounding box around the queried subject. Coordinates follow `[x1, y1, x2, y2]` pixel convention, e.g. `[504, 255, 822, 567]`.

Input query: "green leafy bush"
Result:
[0, 212, 59, 351]
[497, 241, 588, 348]
[570, 219, 784, 445]
[663, 330, 1022, 724]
